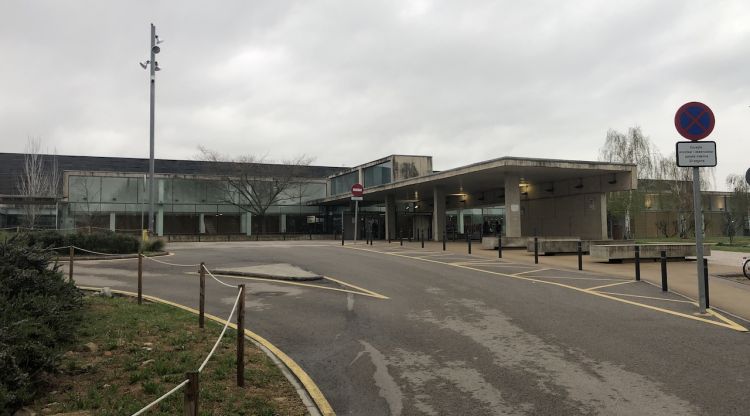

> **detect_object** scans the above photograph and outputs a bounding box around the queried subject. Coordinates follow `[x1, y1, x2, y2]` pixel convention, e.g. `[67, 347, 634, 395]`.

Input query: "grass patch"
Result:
[27, 295, 306, 415]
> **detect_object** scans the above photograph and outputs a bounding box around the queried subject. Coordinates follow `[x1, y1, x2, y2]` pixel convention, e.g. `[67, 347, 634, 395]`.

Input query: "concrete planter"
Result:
[590, 243, 712, 262]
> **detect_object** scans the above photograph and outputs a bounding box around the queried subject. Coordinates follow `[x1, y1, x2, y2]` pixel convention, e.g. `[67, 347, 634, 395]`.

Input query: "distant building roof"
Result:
[0, 153, 345, 195]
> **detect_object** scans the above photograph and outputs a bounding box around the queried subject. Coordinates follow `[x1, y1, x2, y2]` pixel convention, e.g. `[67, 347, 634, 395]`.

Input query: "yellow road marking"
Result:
[205, 273, 389, 300]
[585, 281, 634, 291]
[513, 268, 552, 276]
[529, 275, 623, 281]
[450, 261, 526, 266]
[707, 308, 748, 331]
[322, 275, 390, 300]
[341, 245, 748, 332]
[596, 291, 696, 304]
[76, 286, 336, 415]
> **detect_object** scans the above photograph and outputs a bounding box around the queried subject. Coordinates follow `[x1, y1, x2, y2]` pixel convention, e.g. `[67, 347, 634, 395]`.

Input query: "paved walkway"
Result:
[403, 240, 750, 322]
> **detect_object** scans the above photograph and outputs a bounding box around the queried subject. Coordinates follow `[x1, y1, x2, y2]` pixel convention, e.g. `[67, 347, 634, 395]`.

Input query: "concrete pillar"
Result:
[432, 187, 446, 241]
[598, 193, 608, 239]
[504, 174, 522, 237]
[199, 213, 206, 234]
[158, 179, 165, 204]
[156, 207, 164, 236]
[109, 212, 116, 232]
[245, 212, 252, 235]
[385, 194, 396, 240]
[280, 214, 287, 233]
[156, 179, 165, 236]
[458, 208, 464, 233]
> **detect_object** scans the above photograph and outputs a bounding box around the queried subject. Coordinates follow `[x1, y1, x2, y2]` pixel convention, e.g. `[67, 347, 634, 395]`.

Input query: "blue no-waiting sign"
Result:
[674, 101, 715, 141]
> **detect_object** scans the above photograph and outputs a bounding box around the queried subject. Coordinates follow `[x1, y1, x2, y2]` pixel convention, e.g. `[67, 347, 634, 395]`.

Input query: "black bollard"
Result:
[468, 234, 472, 254]
[400, 233, 403, 246]
[498, 236, 503, 259]
[703, 259, 710, 309]
[341, 227, 345, 246]
[660, 250, 668, 291]
[421, 230, 424, 248]
[634, 246, 641, 281]
[442, 231, 446, 251]
[534, 237, 539, 264]
[577, 241, 582, 271]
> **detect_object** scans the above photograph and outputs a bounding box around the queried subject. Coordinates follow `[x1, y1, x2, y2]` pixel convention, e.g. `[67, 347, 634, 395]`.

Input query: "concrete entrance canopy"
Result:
[311, 156, 637, 241]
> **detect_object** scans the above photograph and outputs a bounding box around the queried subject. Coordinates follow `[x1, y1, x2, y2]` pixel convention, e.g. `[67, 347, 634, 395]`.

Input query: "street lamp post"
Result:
[140, 24, 163, 235]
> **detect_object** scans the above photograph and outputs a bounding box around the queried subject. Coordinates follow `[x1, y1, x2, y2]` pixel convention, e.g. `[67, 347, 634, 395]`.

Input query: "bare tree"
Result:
[17, 138, 60, 228]
[197, 147, 314, 233]
[653, 154, 715, 238]
[725, 173, 750, 243]
[599, 127, 660, 239]
[71, 177, 98, 228]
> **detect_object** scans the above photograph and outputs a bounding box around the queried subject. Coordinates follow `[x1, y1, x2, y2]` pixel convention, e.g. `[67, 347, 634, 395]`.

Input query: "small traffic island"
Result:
[211, 263, 323, 281]
[590, 243, 712, 263]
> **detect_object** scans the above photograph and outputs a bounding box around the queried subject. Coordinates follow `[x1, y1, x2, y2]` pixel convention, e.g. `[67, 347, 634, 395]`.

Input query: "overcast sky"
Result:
[1, 1, 748, 189]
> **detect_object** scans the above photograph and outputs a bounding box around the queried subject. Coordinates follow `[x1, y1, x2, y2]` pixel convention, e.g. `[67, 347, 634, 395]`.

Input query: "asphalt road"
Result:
[71, 241, 750, 416]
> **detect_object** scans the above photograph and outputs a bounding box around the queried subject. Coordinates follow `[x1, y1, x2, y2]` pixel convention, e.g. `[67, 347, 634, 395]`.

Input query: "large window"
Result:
[330, 171, 358, 196]
[364, 161, 392, 188]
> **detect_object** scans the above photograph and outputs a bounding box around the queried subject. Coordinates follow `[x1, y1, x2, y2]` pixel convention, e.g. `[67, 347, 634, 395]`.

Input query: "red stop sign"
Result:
[351, 183, 364, 197]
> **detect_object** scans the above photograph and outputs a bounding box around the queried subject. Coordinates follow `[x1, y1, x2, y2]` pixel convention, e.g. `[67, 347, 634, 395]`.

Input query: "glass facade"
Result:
[364, 161, 392, 188]
[63, 175, 328, 235]
[330, 171, 358, 195]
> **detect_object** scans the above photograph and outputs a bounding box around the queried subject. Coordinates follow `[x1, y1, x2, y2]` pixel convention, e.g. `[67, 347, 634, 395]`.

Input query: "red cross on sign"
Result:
[674, 102, 715, 141]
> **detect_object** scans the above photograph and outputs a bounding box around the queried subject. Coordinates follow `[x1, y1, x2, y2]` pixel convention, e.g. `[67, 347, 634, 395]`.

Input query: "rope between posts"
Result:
[69, 246, 128, 257]
[131, 379, 190, 416]
[42, 245, 72, 251]
[142, 255, 201, 268]
[198, 288, 242, 373]
[202, 265, 236, 288]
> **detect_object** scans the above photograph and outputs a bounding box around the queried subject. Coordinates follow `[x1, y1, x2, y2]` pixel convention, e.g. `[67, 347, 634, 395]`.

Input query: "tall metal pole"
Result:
[354, 200, 359, 242]
[147, 23, 157, 234]
[693, 167, 707, 313]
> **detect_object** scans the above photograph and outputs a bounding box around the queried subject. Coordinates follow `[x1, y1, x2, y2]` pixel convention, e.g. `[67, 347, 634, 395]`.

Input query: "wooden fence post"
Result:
[199, 263, 205, 328]
[237, 284, 245, 387]
[138, 252, 143, 305]
[69, 246, 74, 282]
[183, 371, 199, 416]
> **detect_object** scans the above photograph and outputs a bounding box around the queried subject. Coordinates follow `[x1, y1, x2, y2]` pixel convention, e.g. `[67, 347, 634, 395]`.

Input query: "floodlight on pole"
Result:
[139, 23, 163, 235]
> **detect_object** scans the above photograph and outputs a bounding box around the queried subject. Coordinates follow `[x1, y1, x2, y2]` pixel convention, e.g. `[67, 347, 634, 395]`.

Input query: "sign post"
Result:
[674, 101, 715, 314]
[351, 184, 364, 242]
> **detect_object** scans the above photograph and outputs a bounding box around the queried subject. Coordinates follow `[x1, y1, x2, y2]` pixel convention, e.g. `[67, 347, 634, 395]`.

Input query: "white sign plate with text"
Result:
[676, 141, 716, 167]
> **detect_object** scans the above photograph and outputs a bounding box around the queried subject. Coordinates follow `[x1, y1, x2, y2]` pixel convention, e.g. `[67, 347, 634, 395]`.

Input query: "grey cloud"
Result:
[0, 0, 747, 187]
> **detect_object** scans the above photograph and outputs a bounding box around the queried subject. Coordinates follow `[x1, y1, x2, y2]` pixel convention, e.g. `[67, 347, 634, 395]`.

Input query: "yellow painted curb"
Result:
[77, 286, 336, 416]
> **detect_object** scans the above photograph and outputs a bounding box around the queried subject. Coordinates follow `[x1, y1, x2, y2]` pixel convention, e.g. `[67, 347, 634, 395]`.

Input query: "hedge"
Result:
[0, 238, 83, 411]
[15, 230, 142, 254]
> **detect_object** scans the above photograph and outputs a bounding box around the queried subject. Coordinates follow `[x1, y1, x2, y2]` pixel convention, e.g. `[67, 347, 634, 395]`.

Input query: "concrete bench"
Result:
[525, 239, 634, 255]
[590, 243, 712, 262]
[481, 236, 529, 249]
